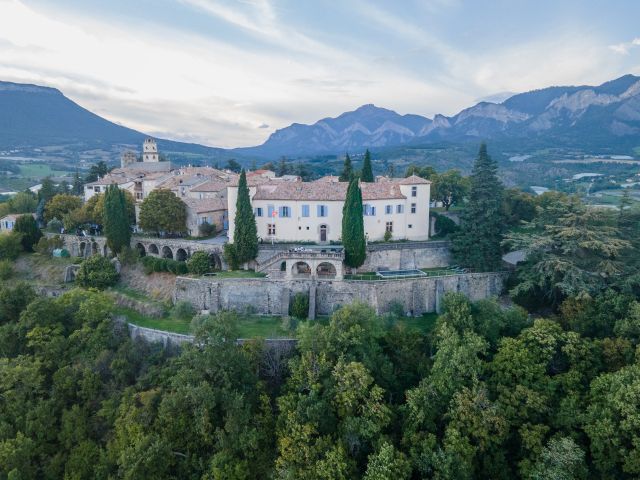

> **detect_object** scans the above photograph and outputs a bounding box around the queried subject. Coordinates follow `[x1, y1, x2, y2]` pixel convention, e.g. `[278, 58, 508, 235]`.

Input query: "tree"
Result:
[103, 185, 131, 254]
[84, 161, 109, 183]
[232, 169, 258, 264]
[13, 214, 42, 252]
[139, 189, 187, 235]
[187, 251, 212, 275]
[0, 233, 23, 260]
[361, 149, 374, 182]
[507, 198, 629, 306]
[8, 191, 37, 213]
[339, 153, 353, 182]
[529, 437, 586, 480]
[433, 169, 468, 211]
[277, 157, 290, 177]
[502, 188, 536, 226]
[452, 143, 504, 271]
[405, 165, 437, 180]
[44, 194, 82, 223]
[38, 176, 57, 203]
[364, 442, 411, 480]
[75, 255, 119, 289]
[342, 178, 366, 268]
[226, 159, 242, 173]
[72, 169, 84, 195]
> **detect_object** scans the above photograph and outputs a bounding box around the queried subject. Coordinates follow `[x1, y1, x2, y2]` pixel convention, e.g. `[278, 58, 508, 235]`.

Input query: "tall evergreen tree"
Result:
[13, 214, 42, 252]
[342, 178, 366, 268]
[339, 153, 353, 182]
[233, 169, 258, 264]
[103, 184, 131, 254]
[361, 149, 374, 182]
[452, 143, 504, 271]
[72, 169, 84, 195]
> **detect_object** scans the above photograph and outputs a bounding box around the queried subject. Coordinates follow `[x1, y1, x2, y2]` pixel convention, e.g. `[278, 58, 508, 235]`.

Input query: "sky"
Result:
[1, 0, 640, 148]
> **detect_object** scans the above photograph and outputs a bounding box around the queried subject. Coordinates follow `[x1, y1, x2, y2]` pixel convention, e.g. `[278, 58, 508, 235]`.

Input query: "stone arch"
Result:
[175, 248, 187, 261]
[91, 242, 98, 255]
[210, 253, 222, 270]
[291, 261, 311, 278]
[148, 243, 159, 255]
[316, 262, 337, 278]
[161, 246, 173, 259]
[136, 242, 146, 257]
[79, 242, 86, 257]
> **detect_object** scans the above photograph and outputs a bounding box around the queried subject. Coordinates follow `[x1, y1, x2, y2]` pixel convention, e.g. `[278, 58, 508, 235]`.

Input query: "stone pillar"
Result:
[285, 260, 292, 280]
[281, 286, 290, 316]
[435, 278, 445, 314]
[335, 261, 344, 280]
[308, 281, 317, 320]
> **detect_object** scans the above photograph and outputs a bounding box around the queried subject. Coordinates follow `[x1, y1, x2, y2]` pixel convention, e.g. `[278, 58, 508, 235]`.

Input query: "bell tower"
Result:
[142, 138, 159, 162]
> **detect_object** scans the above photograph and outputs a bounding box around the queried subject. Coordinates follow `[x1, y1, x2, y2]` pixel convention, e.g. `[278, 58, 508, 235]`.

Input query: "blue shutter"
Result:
[278, 206, 283, 217]
[302, 205, 309, 217]
[317, 205, 322, 217]
[267, 205, 274, 217]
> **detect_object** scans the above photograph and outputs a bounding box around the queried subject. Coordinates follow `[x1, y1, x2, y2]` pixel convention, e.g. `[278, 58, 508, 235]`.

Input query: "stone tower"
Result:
[120, 150, 137, 169]
[142, 138, 159, 162]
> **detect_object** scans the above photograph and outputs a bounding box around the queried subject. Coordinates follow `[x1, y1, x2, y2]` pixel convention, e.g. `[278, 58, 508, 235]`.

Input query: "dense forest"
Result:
[2, 145, 640, 479]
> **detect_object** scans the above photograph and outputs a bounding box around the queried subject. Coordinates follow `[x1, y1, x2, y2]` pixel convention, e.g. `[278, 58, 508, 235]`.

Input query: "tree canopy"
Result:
[103, 184, 131, 254]
[139, 189, 187, 235]
[339, 153, 354, 182]
[342, 178, 366, 268]
[361, 149, 374, 182]
[232, 169, 258, 264]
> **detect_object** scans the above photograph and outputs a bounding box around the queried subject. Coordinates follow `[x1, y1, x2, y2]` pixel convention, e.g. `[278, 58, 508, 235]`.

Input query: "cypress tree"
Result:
[452, 143, 504, 271]
[233, 169, 258, 263]
[361, 149, 374, 182]
[13, 214, 42, 252]
[342, 178, 366, 268]
[339, 153, 353, 182]
[103, 184, 131, 254]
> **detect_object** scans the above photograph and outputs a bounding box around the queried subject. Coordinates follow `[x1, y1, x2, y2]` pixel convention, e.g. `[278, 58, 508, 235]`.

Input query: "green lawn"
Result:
[114, 306, 192, 334]
[396, 312, 438, 334]
[19, 163, 70, 178]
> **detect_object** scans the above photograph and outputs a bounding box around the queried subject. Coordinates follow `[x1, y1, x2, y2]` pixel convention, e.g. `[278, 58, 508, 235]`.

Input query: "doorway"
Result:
[320, 224, 327, 243]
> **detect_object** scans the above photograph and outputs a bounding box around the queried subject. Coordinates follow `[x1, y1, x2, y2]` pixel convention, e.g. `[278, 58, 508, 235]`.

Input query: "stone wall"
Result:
[360, 241, 451, 271]
[127, 322, 194, 347]
[174, 272, 506, 317]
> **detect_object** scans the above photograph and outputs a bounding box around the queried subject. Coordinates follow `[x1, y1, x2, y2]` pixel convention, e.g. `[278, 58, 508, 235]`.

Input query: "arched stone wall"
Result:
[148, 244, 159, 255]
[136, 243, 146, 257]
[175, 248, 188, 261]
[162, 246, 173, 259]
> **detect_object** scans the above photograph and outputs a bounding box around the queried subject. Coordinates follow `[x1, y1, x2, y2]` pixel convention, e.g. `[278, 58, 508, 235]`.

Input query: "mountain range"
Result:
[1, 75, 640, 164]
[239, 74, 640, 157]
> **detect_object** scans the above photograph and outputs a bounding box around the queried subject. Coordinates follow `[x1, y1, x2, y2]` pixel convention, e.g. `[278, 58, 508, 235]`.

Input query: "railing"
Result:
[366, 240, 450, 251]
[344, 268, 479, 282]
[256, 250, 345, 272]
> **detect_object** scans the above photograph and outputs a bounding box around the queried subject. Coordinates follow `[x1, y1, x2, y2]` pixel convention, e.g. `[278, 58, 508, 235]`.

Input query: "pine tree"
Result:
[339, 153, 353, 182]
[72, 169, 84, 195]
[233, 169, 258, 263]
[342, 178, 366, 268]
[452, 143, 504, 271]
[361, 149, 374, 182]
[103, 184, 131, 255]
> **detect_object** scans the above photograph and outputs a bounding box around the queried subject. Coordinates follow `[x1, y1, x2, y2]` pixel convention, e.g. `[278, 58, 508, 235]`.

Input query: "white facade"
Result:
[227, 177, 430, 243]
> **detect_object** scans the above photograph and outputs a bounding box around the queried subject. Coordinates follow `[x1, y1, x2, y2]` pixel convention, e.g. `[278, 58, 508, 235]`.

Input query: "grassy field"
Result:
[19, 163, 71, 178]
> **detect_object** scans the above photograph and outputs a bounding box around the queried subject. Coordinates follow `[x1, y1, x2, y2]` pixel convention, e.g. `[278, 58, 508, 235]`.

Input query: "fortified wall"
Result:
[174, 271, 505, 318]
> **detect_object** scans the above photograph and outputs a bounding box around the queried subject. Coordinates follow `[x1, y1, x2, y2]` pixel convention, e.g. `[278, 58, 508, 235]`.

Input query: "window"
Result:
[94, 186, 101, 193]
[267, 224, 276, 235]
[385, 205, 392, 214]
[302, 204, 310, 217]
[267, 205, 275, 218]
[408, 224, 413, 229]
[279, 206, 291, 218]
[135, 192, 143, 200]
[254, 207, 263, 217]
[385, 221, 393, 233]
[396, 204, 404, 214]
[363, 204, 376, 216]
[317, 205, 328, 217]
[411, 186, 417, 197]
[411, 203, 417, 214]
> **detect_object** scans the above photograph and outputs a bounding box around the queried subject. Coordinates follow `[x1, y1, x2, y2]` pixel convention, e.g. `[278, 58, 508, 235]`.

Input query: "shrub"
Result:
[0, 260, 13, 280]
[223, 243, 240, 270]
[187, 251, 211, 275]
[75, 255, 119, 289]
[13, 215, 42, 252]
[46, 218, 63, 233]
[198, 221, 216, 237]
[171, 301, 196, 320]
[0, 232, 23, 260]
[383, 229, 392, 242]
[140, 256, 187, 275]
[289, 292, 309, 319]
[117, 246, 139, 266]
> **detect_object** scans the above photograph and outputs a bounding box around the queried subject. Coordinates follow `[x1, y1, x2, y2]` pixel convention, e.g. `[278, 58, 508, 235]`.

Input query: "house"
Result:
[0, 213, 36, 232]
[183, 198, 228, 235]
[227, 175, 430, 243]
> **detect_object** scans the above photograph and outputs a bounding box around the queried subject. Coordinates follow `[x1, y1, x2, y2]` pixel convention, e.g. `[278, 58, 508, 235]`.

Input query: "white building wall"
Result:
[227, 182, 430, 243]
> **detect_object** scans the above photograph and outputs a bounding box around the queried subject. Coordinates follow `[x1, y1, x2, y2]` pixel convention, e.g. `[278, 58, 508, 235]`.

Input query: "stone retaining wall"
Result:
[174, 272, 505, 317]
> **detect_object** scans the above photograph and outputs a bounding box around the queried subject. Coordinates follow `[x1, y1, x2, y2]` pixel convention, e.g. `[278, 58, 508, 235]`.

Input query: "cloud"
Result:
[258, 123, 269, 129]
[609, 38, 640, 55]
